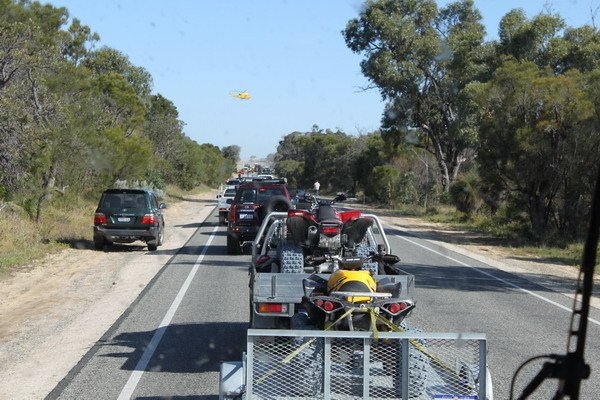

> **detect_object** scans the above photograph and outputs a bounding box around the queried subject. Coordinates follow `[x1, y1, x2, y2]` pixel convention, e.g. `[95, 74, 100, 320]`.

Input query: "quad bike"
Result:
[257, 193, 384, 274]
[300, 253, 414, 332]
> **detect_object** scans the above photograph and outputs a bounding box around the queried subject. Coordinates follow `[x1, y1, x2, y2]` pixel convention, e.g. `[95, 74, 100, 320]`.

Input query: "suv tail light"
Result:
[141, 214, 157, 225]
[228, 205, 237, 220]
[94, 213, 107, 224]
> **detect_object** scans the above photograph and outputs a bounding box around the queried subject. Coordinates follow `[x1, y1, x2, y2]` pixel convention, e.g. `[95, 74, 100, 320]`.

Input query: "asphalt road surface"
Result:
[48, 208, 600, 399]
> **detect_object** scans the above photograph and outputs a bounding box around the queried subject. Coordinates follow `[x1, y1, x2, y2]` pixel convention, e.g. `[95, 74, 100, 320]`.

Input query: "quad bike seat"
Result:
[317, 205, 340, 224]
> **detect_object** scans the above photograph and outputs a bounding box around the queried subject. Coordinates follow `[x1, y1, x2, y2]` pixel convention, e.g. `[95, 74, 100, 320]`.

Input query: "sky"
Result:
[47, 0, 600, 160]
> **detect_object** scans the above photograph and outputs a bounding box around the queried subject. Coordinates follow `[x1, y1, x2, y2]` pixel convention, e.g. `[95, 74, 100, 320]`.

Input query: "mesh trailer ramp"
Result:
[220, 329, 493, 400]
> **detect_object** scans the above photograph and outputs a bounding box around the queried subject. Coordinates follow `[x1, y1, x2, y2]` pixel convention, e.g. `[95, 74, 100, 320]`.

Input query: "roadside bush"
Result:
[449, 179, 481, 215]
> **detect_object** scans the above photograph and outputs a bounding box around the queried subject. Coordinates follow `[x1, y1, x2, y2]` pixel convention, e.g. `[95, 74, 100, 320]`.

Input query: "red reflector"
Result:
[314, 299, 324, 308]
[323, 301, 336, 312]
[322, 226, 340, 235]
[258, 303, 284, 313]
[140, 214, 157, 225]
[388, 302, 408, 314]
[94, 213, 107, 224]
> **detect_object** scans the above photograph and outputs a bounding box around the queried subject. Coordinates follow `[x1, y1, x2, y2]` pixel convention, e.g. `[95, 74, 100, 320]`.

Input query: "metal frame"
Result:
[251, 211, 392, 263]
[245, 329, 489, 400]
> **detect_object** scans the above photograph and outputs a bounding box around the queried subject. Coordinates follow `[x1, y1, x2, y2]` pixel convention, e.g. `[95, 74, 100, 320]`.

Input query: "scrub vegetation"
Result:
[0, 1, 238, 271]
[274, 0, 600, 264]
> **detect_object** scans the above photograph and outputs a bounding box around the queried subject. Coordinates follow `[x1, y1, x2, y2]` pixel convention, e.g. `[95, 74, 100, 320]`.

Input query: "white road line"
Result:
[117, 224, 220, 400]
[389, 225, 600, 327]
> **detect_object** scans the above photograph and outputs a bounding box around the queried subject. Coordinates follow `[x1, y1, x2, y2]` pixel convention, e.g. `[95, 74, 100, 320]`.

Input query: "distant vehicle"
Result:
[217, 186, 237, 225]
[256, 174, 274, 180]
[229, 90, 251, 100]
[93, 188, 166, 251]
[226, 179, 291, 254]
[225, 178, 241, 186]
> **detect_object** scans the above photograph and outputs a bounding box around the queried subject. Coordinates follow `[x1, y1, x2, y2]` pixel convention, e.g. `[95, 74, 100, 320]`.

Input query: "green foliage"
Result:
[0, 0, 235, 223]
[449, 178, 480, 215]
[344, 0, 490, 191]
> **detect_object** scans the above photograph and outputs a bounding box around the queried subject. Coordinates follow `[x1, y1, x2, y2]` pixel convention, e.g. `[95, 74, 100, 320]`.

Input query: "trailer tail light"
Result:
[386, 302, 409, 315]
[313, 299, 341, 313]
[94, 213, 107, 224]
[257, 303, 288, 314]
[141, 214, 157, 225]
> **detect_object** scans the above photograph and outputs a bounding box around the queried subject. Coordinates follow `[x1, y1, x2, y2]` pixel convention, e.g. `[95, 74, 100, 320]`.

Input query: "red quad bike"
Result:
[280, 193, 382, 274]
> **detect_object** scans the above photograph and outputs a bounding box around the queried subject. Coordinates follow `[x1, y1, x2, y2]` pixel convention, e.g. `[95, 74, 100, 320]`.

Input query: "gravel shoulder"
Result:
[0, 191, 217, 400]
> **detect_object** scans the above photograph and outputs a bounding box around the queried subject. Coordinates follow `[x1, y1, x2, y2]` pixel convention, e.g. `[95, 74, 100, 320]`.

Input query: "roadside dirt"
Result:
[0, 191, 217, 400]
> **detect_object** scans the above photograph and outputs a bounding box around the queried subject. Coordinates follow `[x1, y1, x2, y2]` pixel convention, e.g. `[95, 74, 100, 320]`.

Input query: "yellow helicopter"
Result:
[229, 90, 251, 100]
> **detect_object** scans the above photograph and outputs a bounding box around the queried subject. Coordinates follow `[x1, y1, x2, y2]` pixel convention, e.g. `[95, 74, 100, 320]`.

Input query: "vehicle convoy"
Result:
[217, 185, 237, 225]
[219, 198, 493, 399]
[226, 179, 291, 254]
[93, 188, 166, 251]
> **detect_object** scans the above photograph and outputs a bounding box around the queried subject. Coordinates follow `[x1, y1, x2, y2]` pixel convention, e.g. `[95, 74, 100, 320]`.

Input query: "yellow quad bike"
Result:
[301, 254, 415, 332]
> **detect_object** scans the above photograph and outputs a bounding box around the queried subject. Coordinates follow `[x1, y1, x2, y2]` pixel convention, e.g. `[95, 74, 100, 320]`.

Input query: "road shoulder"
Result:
[0, 191, 217, 400]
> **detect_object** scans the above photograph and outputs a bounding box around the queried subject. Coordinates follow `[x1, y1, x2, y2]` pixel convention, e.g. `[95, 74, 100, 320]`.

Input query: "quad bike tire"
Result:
[262, 195, 292, 218]
[278, 242, 304, 273]
[355, 241, 378, 274]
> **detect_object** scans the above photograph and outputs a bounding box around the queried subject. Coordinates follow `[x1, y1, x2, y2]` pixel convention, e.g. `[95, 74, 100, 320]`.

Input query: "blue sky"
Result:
[47, 0, 599, 159]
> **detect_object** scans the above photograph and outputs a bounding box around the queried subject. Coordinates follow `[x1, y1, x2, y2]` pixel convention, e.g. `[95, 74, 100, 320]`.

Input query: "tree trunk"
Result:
[35, 160, 57, 223]
[528, 194, 548, 241]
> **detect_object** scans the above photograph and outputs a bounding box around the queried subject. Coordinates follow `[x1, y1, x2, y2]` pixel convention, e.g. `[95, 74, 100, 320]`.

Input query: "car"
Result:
[217, 185, 237, 224]
[226, 179, 291, 254]
[225, 178, 241, 186]
[93, 188, 166, 251]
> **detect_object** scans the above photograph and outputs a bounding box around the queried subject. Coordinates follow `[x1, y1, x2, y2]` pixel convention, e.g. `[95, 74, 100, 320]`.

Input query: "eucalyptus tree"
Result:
[344, 0, 491, 191]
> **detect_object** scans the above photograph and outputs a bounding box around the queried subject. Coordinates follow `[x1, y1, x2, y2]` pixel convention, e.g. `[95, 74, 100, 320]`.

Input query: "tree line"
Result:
[0, 1, 237, 221]
[275, 0, 600, 241]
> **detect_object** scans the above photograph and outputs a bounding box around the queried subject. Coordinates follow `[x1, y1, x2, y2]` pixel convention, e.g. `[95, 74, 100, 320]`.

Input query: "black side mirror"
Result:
[217, 194, 221, 198]
[159, 203, 167, 209]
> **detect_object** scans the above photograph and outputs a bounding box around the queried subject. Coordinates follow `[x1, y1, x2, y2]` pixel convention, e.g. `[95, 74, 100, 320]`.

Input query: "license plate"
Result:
[117, 217, 131, 222]
[239, 213, 254, 220]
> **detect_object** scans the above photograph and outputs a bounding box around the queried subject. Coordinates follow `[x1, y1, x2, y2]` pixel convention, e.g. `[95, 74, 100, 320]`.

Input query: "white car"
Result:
[217, 186, 237, 224]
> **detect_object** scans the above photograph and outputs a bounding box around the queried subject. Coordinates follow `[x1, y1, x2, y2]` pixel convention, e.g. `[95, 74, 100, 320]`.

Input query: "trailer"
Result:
[220, 209, 493, 399]
[220, 329, 493, 399]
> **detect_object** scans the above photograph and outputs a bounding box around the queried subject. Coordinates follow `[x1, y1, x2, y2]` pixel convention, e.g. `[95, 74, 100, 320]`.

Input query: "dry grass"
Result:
[0, 184, 214, 275]
[0, 196, 97, 274]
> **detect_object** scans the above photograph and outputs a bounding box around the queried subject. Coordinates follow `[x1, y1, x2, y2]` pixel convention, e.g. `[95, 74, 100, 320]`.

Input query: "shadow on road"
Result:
[102, 322, 247, 374]
[401, 262, 580, 295]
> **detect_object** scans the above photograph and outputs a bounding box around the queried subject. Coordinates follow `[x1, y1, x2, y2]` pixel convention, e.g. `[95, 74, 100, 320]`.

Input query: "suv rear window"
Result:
[224, 188, 236, 197]
[101, 192, 147, 209]
[238, 187, 285, 203]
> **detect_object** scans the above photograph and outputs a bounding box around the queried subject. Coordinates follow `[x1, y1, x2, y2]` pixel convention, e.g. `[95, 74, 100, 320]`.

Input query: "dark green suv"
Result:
[93, 188, 166, 251]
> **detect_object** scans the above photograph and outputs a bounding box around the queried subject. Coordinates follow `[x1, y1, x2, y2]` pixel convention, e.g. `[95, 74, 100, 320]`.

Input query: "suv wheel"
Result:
[94, 237, 105, 251]
[227, 234, 241, 255]
[147, 242, 158, 251]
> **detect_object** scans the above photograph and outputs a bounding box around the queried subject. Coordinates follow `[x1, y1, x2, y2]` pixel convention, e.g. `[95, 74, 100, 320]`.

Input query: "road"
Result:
[47, 207, 600, 399]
